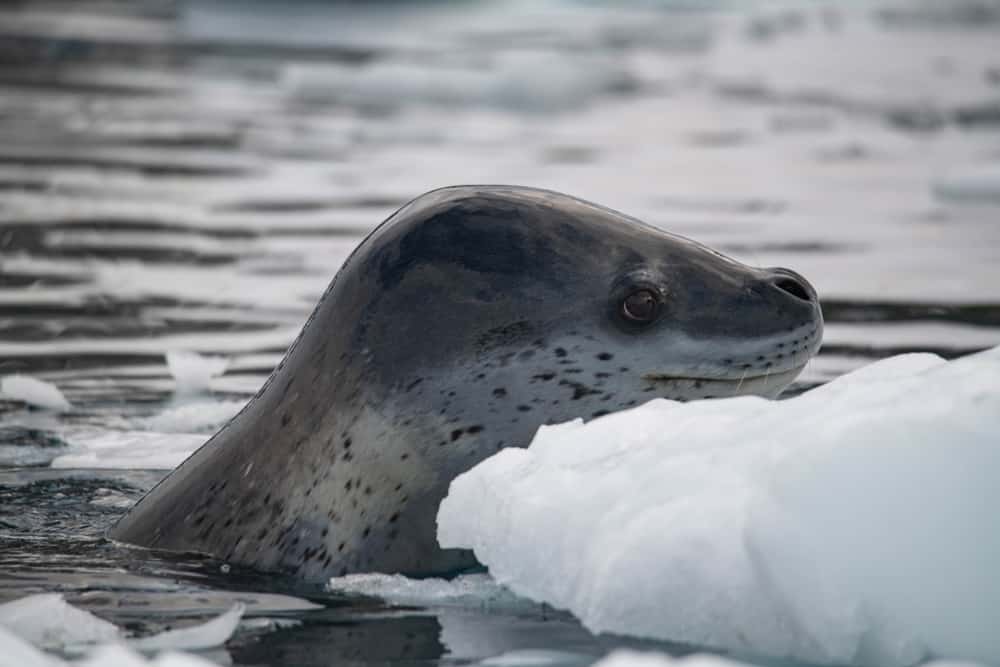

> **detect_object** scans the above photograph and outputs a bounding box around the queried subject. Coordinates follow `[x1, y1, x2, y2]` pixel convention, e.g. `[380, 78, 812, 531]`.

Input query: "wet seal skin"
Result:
[109, 185, 824, 581]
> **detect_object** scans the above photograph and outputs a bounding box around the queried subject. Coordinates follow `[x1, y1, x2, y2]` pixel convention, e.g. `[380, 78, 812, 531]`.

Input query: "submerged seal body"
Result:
[110, 186, 823, 580]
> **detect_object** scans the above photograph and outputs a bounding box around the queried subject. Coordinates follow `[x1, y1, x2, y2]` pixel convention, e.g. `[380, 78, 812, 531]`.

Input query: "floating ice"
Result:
[0, 594, 120, 648]
[0, 625, 61, 667]
[165, 351, 229, 394]
[480, 649, 593, 667]
[590, 651, 755, 667]
[75, 645, 217, 667]
[0, 594, 243, 667]
[438, 347, 1000, 667]
[127, 603, 245, 652]
[51, 431, 205, 469]
[143, 399, 247, 433]
[0, 376, 72, 412]
[327, 573, 537, 612]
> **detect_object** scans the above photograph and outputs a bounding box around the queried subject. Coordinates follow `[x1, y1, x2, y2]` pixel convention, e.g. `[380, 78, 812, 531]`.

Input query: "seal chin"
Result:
[641, 363, 808, 400]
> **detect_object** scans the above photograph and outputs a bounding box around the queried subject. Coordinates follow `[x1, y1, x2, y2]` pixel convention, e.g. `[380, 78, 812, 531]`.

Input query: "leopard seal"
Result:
[110, 185, 823, 580]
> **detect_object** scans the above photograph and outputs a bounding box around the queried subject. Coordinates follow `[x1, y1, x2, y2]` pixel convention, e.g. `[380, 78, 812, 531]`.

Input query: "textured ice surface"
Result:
[0, 594, 120, 648]
[0, 594, 242, 666]
[0, 376, 72, 412]
[590, 651, 756, 667]
[439, 347, 1000, 667]
[327, 573, 537, 612]
[127, 603, 245, 652]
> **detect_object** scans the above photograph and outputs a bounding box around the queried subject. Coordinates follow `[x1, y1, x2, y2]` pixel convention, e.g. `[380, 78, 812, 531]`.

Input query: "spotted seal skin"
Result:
[109, 185, 823, 580]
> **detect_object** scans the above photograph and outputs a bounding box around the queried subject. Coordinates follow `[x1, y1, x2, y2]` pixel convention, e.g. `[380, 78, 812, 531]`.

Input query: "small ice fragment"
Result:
[327, 573, 535, 611]
[0, 376, 72, 412]
[0, 624, 63, 667]
[165, 351, 229, 394]
[50, 431, 205, 469]
[128, 603, 245, 652]
[591, 651, 754, 667]
[0, 593, 120, 648]
[76, 644, 219, 667]
[327, 573, 538, 609]
[481, 649, 592, 667]
[144, 399, 247, 433]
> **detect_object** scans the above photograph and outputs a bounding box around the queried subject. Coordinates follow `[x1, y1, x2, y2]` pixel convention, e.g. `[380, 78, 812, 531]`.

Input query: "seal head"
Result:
[110, 186, 823, 580]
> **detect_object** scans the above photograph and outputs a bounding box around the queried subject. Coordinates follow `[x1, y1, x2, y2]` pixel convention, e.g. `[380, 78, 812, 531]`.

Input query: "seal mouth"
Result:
[641, 370, 796, 383]
[641, 362, 808, 394]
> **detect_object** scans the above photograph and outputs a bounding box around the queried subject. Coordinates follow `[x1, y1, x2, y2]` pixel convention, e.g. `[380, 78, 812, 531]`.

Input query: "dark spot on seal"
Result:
[597, 352, 614, 361]
[281, 413, 292, 427]
[532, 372, 556, 381]
[554, 347, 568, 357]
[450, 429, 463, 442]
[559, 379, 601, 400]
[492, 387, 507, 398]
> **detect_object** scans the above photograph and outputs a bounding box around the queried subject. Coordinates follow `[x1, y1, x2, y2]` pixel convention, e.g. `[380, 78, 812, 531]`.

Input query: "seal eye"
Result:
[622, 289, 659, 323]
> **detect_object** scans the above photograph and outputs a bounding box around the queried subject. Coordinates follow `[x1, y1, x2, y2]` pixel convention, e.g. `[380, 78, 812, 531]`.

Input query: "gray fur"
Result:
[109, 186, 823, 580]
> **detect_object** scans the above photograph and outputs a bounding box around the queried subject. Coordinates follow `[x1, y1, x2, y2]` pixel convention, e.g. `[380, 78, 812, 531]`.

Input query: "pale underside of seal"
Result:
[109, 185, 824, 581]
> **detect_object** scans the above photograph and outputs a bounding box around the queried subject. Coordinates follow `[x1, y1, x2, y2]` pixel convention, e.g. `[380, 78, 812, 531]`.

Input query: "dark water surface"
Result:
[1, 0, 999, 665]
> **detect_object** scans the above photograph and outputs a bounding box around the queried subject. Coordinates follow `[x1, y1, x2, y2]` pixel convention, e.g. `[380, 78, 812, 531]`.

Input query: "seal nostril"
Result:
[774, 277, 811, 302]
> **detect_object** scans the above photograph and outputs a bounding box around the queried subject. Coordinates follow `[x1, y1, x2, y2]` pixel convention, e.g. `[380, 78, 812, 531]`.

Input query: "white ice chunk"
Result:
[0, 594, 120, 648]
[127, 603, 245, 652]
[438, 347, 1000, 667]
[480, 650, 593, 667]
[0, 595, 244, 667]
[0, 376, 72, 412]
[76, 645, 218, 667]
[165, 350, 229, 394]
[327, 573, 536, 612]
[0, 625, 63, 667]
[591, 650, 754, 667]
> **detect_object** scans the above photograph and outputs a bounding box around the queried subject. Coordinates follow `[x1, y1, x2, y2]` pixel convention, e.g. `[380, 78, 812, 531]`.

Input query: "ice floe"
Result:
[438, 346, 1000, 667]
[0, 594, 243, 666]
[0, 376, 72, 412]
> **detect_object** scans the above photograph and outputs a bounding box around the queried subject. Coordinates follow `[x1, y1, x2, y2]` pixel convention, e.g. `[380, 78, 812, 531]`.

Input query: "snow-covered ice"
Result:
[0, 594, 244, 667]
[0, 594, 119, 649]
[438, 346, 1000, 667]
[0, 376, 72, 412]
